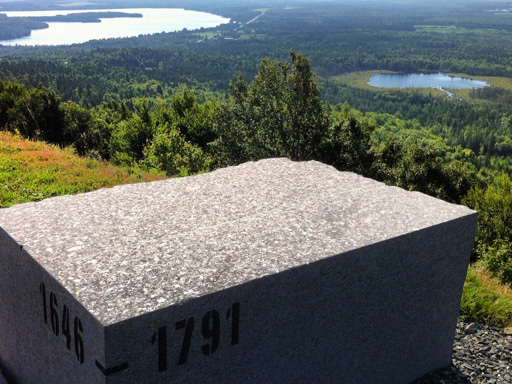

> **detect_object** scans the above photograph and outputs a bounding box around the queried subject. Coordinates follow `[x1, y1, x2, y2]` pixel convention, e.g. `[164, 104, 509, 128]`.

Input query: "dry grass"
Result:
[0, 131, 166, 208]
[460, 264, 512, 327]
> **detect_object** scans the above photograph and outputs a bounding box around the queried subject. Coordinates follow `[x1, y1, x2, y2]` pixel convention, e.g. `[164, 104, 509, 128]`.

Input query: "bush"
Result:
[142, 124, 211, 177]
[464, 174, 512, 285]
[478, 241, 512, 285]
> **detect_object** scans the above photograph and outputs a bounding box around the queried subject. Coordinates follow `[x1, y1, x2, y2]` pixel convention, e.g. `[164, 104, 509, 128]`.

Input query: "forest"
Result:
[2, 0, 512, 318]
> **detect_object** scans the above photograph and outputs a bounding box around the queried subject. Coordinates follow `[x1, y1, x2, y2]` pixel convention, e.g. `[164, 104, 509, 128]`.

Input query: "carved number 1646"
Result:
[40, 282, 85, 364]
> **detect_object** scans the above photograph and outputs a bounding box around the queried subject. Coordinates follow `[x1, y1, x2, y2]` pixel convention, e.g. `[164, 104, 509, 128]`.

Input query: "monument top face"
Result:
[0, 159, 474, 325]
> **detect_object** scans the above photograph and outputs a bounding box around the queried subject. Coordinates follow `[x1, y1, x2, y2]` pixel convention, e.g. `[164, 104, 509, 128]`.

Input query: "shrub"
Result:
[142, 124, 211, 176]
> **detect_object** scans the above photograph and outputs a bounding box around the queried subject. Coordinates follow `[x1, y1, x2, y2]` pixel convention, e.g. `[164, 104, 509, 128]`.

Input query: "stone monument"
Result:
[0, 159, 477, 383]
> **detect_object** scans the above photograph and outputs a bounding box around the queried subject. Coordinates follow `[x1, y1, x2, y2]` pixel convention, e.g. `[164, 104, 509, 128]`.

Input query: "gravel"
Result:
[0, 319, 510, 383]
[413, 319, 512, 384]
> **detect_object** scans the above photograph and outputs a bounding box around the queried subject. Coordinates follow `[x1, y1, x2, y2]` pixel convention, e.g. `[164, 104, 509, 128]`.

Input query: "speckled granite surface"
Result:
[0, 159, 477, 384]
[0, 159, 473, 326]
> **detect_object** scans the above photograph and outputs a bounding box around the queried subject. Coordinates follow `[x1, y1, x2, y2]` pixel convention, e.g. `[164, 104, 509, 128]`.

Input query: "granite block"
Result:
[0, 158, 477, 383]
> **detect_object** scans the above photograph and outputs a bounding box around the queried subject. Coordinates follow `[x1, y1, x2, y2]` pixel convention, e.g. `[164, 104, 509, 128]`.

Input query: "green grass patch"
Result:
[0, 132, 165, 208]
[447, 73, 512, 90]
[460, 264, 512, 327]
[330, 70, 396, 90]
[238, 33, 266, 40]
[414, 25, 508, 35]
[415, 25, 468, 34]
[195, 32, 221, 38]
[446, 74, 512, 104]
[493, 11, 512, 17]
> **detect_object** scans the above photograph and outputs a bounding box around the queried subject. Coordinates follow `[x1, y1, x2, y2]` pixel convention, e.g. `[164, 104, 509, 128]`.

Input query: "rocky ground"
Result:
[413, 320, 512, 384]
[0, 319, 510, 383]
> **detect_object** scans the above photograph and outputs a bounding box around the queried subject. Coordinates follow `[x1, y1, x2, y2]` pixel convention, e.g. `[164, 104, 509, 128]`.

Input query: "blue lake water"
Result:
[368, 73, 488, 90]
[1, 8, 230, 46]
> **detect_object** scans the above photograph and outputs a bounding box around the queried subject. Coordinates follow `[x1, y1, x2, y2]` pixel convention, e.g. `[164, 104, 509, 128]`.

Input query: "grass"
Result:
[330, 70, 396, 89]
[195, 32, 221, 38]
[414, 25, 508, 35]
[460, 264, 512, 327]
[238, 33, 267, 40]
[448, 73, 512, 90]
[0, 131, 165, 208]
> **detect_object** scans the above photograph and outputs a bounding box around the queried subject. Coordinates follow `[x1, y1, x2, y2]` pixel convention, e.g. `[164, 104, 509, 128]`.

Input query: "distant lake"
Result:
[1, 8, 230, 46]
[368, 73, 488, 90]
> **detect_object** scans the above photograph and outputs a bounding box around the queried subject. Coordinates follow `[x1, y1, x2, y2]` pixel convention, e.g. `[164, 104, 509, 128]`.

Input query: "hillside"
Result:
[0, 131, 165, 208]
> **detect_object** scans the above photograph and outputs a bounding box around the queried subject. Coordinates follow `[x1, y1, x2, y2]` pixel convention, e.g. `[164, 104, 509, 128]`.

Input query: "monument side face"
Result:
[0, 229, 106, 384]
[102, 215, 475, 384]
[0, 230, 19, 383]
[0, 159, 477, 383]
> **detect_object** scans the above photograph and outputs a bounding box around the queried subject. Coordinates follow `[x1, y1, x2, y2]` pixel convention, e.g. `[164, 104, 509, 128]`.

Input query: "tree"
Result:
[61, 101, 93, 155]
[372, 139, 477, 204]
[321, 104, 375, 175]
[142, 123, 211, 177]
[214, 52, 330, 165]
[464, 174, 512, 285]
[109, 101, 155, 164]
[166, 87, 217, 150]
[1, 82, 65, 144]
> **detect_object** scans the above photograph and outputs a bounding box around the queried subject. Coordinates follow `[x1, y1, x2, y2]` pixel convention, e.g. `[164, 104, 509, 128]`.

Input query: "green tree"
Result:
[372, 140, 476, 203]
[166, 88, 217, 150]
[464, 174, 512, 285]
[465, 174, 512, 249]
[142, 123, 211, 177]
[321, 104, 375, 175]
[110, 101, 155, 164]
[214, 52, 330, 165]
[61, 101, 93, 155]
[0, 81, 27, 131]
[1, 82, 65, 144]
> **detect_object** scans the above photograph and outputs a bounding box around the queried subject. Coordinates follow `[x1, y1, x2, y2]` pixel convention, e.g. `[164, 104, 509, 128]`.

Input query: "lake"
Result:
[1, 8, 230, 46]
[367, 73, 488, 90]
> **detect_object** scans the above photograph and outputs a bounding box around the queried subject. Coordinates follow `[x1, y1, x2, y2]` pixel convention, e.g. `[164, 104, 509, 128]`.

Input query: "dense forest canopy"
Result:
[2, 0, 512, 285]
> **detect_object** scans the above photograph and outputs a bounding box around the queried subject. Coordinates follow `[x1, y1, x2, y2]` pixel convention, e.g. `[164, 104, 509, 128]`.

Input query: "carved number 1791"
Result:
[151, 302, 240, 373]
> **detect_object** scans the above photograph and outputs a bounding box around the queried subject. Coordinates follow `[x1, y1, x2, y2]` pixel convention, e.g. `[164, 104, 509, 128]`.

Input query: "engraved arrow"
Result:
[95, 360, 129, 376]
